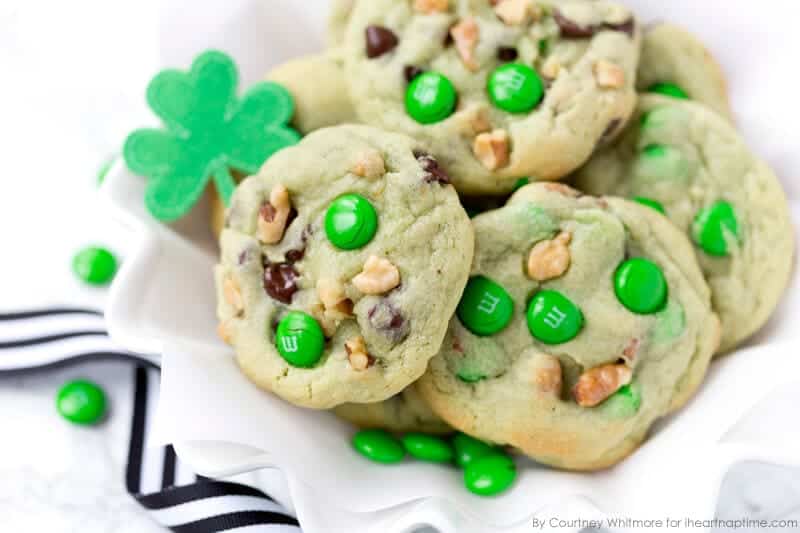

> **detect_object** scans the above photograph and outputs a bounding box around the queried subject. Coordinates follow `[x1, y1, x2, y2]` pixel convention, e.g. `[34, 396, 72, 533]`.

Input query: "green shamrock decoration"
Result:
[124, 50, 301, 222]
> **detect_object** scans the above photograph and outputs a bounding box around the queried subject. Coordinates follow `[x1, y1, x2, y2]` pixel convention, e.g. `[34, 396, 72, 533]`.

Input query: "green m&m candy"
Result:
[453, 433, 496, 468]
[275, 311, 325, 368]
[633, 196, 666, 214]
[614, 258, 668, 314]
[457, 276, 514, 336]
[464, 453, 517, 496]
[57, 380, 107, 425]
[512, 177, 530, 192]
[72, 246, 117, 286]
[325, 194, 378, 250]
[353, 429, 405, 464]
[526, 290, 583, 344]
[648, 82, 689, 100]
[692, 200, 741, 257]
[487, 64, 545, 113]
[405, 72, 457, 124]
[402, 433, 454, 463]
[603, 383, 642, 418]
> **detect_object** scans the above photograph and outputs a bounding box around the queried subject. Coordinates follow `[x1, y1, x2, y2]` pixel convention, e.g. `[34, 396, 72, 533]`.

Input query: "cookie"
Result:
[572, 95, 794, 352]
[417, 183, 720, 470]
[334, 385, 451, 434]
[340, 0, 641, 195]
[638, 23, 733, 120]
[215, 125, 474, 408]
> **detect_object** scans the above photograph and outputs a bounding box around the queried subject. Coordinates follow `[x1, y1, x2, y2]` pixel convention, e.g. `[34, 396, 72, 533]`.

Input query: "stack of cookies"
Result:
[212, 0, 794, 472]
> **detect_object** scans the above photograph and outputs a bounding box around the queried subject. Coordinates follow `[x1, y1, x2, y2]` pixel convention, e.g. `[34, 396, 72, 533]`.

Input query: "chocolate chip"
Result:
[366, 26, 399, 58]
[553, 10, 597, 38]
[263, 261, 299, 304]
[600, 118, 621, 140]
[605, 18, 636, 38]
[237, 250, 250, 265]
[404, 65, 425, 83]
[497, 46, 518, 62]
[413, 150, 451, 185]
[368, 300, 410, 343]
[284, 225, 311, 263]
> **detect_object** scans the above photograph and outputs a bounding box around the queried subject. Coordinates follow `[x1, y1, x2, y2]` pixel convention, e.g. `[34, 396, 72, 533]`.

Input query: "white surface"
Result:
[1, 0, 799, 531]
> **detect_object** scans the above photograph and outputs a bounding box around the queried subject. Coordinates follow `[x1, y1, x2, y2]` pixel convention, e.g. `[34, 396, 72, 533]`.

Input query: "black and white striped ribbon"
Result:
[0, 308, 301, 533]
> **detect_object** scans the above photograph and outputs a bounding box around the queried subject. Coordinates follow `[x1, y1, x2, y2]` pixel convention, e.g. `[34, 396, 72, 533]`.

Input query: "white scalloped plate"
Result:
[103, 0, 800, 531]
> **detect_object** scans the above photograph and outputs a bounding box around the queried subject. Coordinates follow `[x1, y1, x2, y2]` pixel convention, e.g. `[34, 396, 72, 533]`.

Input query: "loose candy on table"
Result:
[457, 276, 515, 336]
[453, 433, 496, 468]
[614, 258, 668, 314]
[57, 380, 107, 425]
[275, 311, 325, 368]
[353, 429, 405, 464]
[526, 290, 583, 344]
[463, 453, 517, 497]
[72, 246, 118, 286]
[405, 71, 458, 124]
[402, 433, 454, 463]
[124, 50, 300, 222]
[324, 194, 378, 250]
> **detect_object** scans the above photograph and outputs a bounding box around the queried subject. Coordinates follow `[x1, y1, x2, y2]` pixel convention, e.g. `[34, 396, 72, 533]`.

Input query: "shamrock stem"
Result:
[213, 166, 237, 206]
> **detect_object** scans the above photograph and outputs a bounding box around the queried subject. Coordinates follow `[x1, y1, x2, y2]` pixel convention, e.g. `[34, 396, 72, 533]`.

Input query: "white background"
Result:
[0, 0, 799, 531]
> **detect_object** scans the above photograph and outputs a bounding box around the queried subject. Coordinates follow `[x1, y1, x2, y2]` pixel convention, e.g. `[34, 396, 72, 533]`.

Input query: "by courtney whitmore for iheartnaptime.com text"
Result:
[531, 516, 799, 530]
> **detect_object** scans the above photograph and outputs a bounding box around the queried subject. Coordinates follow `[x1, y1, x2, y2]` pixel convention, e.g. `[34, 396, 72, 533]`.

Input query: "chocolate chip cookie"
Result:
[417, 183, 720, 470]
[573, 95, 794, 352]
[341, 0, 641, 195]
[215, 125, 474, 408]
[638, 23, 733, 121]
[334, 385, 451, 434]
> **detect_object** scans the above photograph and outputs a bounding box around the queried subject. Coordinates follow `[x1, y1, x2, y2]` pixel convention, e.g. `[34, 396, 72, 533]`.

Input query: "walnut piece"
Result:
[345, 335, 374, 371]
[350, 149, 386, 179]
[541, 56, 562, 79]
[222, 277, 244, 315]
[593, 60, 626, 89]
[312, 278, 354, 337]
[450, 18, 480, 71]
[573, 364, 632, 407]
[473, 129, 510, 170]
[217, 320, 234, 345]
[413, 0, 448, 14]
[543, 182, 582, 197]
[527, 231, 572, 281]
[257, 184, 292, 244]
[532, 353, 563, 394]
[352, 256, 400, 295]
[494, 0, 539, 26]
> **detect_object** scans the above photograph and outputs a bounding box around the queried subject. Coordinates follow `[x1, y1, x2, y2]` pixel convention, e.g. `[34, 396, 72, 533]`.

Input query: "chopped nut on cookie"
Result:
[413, 0, 448, 14]
[527, 231, 572, 281]
[345, 335, 374, 371]
[541, 56, 562, 80]
[543, 182, 581, 197]
[473, 129, 510, 170]
[531, 353, 563, 394]
[593, 60, 626, 89]
[350, 149, 386, 179]
[257, 184, 292, 244]
[353, 256, 401, 295]
[312, 278, 355, 337]
[217, 320, 234, 345]
[573, 364, 632, 407]
[223, 276, 244, 315]
[450, 18, 480, 71]
[494, 0, 539, 26]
